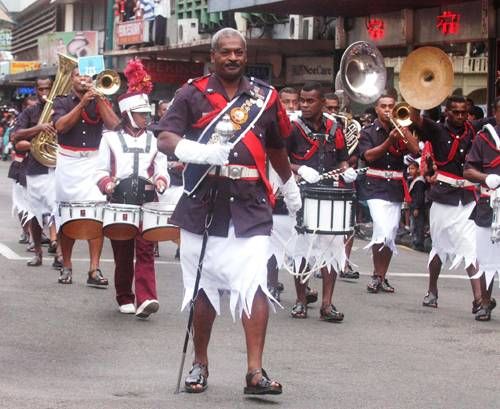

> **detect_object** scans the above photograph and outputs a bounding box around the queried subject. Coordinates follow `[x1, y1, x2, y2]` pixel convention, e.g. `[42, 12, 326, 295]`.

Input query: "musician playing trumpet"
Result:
[358, 93, 419, 294]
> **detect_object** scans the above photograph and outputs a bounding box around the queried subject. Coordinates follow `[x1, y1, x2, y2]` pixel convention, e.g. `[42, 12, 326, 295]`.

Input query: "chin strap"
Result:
[126, 110, 140, 129]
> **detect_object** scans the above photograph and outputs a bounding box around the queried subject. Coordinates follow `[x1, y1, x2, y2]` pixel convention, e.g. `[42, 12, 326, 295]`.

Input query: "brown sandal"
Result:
[244, 368, 282, 395]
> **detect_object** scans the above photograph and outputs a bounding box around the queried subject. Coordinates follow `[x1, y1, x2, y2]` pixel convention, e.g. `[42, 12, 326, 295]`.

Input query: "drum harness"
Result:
[115, 129, 154, 205]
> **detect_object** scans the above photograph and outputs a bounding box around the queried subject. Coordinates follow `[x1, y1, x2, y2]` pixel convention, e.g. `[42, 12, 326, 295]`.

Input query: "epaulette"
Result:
[187, 74, 211, 85]
[248, 76, 274, 90]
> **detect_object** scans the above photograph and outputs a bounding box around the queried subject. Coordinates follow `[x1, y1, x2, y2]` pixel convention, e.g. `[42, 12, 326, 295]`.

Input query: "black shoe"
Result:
[473, 298, 496, 314]
[86, 268, 108, 289]
[367, 276, 381, 293]
[475, 306, 491, 321]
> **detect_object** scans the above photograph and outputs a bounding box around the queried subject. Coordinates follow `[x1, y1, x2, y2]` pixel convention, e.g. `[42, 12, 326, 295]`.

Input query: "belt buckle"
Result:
[79, 151, 89, 158]
[384, 171, 393, 179]
[228, 166, 243, 179]
[455, 179, 465, 188]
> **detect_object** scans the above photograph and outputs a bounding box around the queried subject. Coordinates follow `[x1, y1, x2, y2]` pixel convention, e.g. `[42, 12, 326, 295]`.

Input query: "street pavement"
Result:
[0, 160, 498, 409]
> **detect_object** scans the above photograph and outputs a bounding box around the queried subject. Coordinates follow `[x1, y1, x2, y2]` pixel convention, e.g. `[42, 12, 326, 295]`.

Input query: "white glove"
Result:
[485, 174, 500, 189]
[342, 167, 358, 183]
[174, 139, 231, 166]
[297, 165, 321, 184]
[281, 175, 302, 214]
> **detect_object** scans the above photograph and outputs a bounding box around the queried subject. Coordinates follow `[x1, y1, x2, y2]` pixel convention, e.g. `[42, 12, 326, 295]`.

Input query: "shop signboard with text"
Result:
[285, 57, 334, 85]
[10, 61, 41, 74]
[142, 60, 204, 85]
[116, 20, 149, 46]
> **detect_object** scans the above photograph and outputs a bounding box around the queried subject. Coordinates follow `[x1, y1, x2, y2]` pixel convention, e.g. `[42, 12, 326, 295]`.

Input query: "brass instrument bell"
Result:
[95, 70, 121, 96]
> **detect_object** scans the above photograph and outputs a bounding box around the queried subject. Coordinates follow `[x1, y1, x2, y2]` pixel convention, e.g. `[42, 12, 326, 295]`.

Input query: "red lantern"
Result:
[436, 11, 460, 35]
[366, 18, 385, 40]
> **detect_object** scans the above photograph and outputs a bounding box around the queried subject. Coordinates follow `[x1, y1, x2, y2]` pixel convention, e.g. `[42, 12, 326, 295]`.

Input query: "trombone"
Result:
[386, 102, 412, 144]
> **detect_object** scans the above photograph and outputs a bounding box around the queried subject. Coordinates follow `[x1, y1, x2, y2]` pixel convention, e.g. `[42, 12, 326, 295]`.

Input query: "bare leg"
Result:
[27, 217, 43, 265]
[189, 290, 216, 391]
[428, 254, 442, 296]
[372, 243, 393, 280]
[88, 235, 103, 272]
[467, 263, 486, 306]
[267, 255, 278, 289]
[321, 266, 336, 309]
[60, 231, 75, 270]
[243, 287, 280, 389]
[294, 258, 308, 305]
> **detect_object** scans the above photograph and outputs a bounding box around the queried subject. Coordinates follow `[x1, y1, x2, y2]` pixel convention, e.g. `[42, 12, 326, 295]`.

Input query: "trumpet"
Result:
[386, 102, 412, 144]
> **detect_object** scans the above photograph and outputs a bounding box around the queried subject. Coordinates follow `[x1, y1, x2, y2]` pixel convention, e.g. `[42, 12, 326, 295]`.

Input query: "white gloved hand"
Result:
[297, 165, 321, 184]
[342, 167, 358, 183]
[281, 175, 302, 214]
[485, 174, 500, 189]
[174, 139, 231, 166]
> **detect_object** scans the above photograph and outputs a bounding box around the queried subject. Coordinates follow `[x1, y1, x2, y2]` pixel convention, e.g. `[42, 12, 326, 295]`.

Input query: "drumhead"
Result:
[104, 203, 141, 212]
[301, 185, 355, 200]
[142, 202, 176, 212]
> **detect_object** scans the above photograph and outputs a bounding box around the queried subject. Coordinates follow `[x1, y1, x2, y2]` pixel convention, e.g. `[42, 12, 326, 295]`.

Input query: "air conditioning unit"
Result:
[288, 15, 302, 40]
[178, 18, 200, 44]
[301, 17, 318, 40]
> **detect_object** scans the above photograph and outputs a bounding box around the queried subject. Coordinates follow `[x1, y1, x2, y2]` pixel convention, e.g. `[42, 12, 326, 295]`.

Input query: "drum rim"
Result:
[103, 203, 141, 211]
[59, 201, 107, 207]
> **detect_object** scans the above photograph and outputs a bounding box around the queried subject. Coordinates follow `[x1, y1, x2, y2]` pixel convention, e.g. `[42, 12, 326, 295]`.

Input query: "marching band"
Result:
[6, 27, 500, 396]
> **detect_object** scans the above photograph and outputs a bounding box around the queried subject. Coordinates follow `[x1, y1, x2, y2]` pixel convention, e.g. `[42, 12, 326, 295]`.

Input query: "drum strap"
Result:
[117, 130, 153, 177]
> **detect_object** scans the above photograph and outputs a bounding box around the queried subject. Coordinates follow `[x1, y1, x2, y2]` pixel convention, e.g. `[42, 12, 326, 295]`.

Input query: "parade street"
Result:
[0, 160, 498, 409]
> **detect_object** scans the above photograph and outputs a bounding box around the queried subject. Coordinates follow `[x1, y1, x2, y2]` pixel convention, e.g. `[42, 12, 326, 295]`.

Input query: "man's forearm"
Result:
[157, 131, 183, 156]
[13, 126, 41, 142]
[97, 98, 120, 130]
[55, 103, 84, 133]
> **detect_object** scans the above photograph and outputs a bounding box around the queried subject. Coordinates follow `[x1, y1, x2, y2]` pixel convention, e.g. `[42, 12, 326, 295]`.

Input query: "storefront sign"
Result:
[246, 64, 272, 82]
[38, 32, 98, 66]
[286, 57, 334, 84]
[436, 11, 460, 35]
[10, 61, 41, 74]
[116, 20, 147, 46]
[366, 18, 385, 40]
[142, 60, 204, 84]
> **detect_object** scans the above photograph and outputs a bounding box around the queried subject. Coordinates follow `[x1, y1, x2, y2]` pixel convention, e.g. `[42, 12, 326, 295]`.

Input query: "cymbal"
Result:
[399, 47, 454, 110]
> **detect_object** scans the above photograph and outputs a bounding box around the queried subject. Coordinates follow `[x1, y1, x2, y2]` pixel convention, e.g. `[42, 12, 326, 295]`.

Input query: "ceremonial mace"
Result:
[175, 115, 234, 394]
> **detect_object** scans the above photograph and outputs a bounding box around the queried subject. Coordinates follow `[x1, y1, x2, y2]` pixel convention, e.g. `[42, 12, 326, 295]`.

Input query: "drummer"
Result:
[287, 82, 358, 322]
[463, 96, 500, 321]
[95, 60, 169, 318]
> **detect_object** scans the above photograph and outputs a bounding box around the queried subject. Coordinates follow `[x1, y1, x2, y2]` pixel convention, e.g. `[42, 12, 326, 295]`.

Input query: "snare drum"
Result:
[491, 188, 500, 243]
[141, 202, 179, 242]
[299, 186, 355, 235]
[59, 201, 105, 240]
[103, 203, 141, 240]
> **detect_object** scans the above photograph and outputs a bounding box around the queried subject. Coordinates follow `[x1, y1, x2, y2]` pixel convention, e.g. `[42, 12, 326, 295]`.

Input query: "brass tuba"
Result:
[399, 46, 454, 110]
[30, 54, 78, 167]
[333, 41, 386, 154]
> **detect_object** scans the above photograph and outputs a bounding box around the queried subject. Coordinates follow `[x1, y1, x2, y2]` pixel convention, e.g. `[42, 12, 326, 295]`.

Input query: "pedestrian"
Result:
[157, 27, 300, 394]
[407, 159, 427, 251]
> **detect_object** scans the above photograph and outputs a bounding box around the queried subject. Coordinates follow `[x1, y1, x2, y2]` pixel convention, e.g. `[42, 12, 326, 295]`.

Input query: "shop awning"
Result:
[208, 0, 476, 16]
